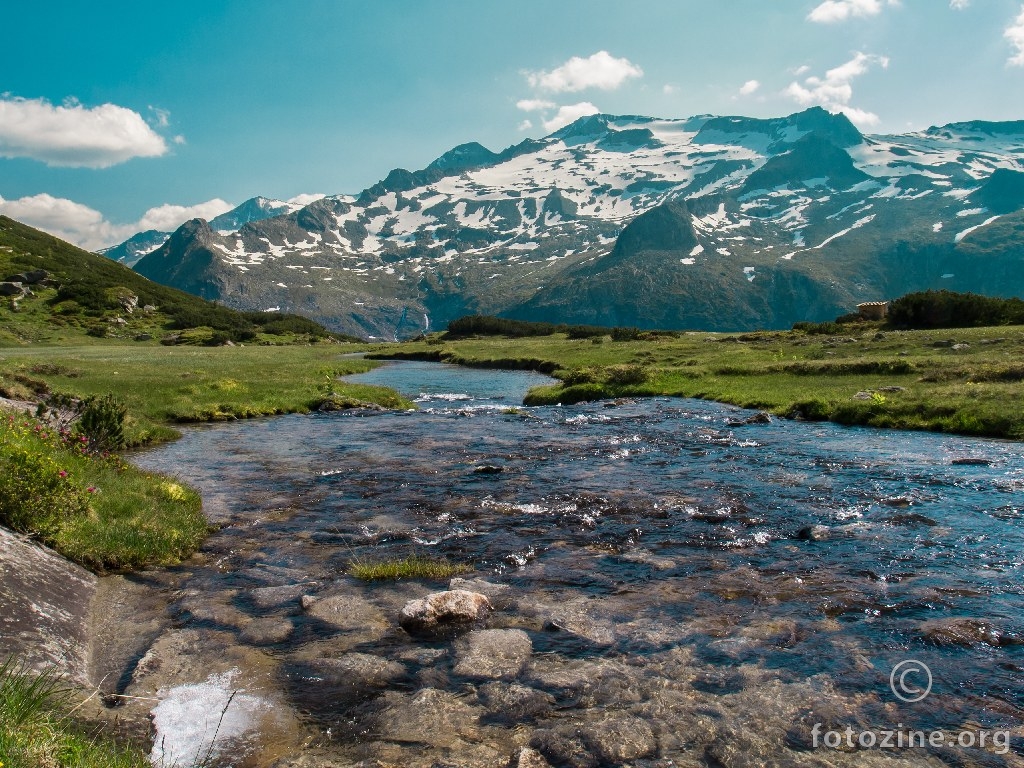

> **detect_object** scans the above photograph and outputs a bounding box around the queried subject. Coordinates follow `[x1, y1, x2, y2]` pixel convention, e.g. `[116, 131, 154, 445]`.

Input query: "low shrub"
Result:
[605, 364, 650, 386]
[0, 448, 90, 536]
[76, 394, 128, 451]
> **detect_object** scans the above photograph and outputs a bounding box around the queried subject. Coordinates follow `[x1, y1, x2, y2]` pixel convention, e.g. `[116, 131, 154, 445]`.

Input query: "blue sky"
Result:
[1, 0, 1022, 249]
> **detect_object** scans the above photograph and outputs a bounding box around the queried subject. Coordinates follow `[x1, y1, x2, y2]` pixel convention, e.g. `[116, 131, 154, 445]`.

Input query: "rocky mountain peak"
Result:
[426, 142, 500, 173]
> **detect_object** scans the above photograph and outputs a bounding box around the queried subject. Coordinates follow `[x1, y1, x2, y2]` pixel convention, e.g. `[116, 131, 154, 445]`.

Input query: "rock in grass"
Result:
[0, 282, 25, 296]
[399, 589, 491, 635]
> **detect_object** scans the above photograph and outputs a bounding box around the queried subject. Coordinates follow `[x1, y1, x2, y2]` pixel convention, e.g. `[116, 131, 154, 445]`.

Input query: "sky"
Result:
[1, 0, 1023, 251]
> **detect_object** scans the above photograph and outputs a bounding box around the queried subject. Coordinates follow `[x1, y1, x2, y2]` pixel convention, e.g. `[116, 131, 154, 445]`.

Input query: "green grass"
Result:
[0, 657, 148, 767]
[1, 412, 209, 572]
[348, 554, 472, 582]
[372, 323, 1024, 439]
[0, 215, 348, 347]
[0, 345, 414, 446]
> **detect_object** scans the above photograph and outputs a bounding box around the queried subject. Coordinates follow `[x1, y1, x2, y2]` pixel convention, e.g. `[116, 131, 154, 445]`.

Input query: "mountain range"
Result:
[105, 107, 1024, 338]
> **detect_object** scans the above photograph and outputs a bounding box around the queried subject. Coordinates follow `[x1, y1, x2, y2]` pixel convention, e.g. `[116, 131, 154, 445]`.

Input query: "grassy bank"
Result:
[1, 411, 208, 572]
[0, 344, 414, 570]
[0, 344, 414, 445]
[371, 323, 1024, 439]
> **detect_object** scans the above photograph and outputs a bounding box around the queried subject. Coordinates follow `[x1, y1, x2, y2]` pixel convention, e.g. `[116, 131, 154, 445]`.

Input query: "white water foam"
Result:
[149, 669, 270, 767]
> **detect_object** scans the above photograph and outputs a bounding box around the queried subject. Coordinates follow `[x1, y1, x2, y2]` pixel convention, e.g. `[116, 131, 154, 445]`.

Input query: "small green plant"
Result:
[0, 656, 148, 767]
[0, 448, 90, 536]
[75, 394, 127, 451]
[605, 363, 649, 386]
[348, 554, 471, 581]
[562, 367, 602, 386]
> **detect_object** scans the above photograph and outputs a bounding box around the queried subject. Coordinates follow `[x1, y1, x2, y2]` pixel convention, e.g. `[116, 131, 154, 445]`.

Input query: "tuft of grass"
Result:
[348, 554, 472, 582]
[0, 657, 148, 767]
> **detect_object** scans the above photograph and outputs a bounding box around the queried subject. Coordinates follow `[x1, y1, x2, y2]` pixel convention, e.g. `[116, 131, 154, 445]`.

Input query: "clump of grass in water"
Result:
[348, 554, 472, 582]
[0, 656, 148, 767]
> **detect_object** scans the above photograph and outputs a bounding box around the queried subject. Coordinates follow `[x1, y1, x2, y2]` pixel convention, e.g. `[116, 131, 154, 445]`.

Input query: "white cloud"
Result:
[516, 98, 556, 112]
[0, 96, 170, 168]
[135, 199, 233, 232]
[0, 193, 233, 251]
[542, 102, 600, 132]
[518, 119, 534, 131]
[738, 79, 761, 96]
[1006, 5, 1024, 66]
[286, 193, 326, 206]
[949, 0, 969, 8]
[807, 0, 898, 23]
[791, 65, 811, 76]
[148, 106, 171, 128]
[526, 51, 643, 93]
[662, 84, 678, 95]
[784, 52, 888, 127]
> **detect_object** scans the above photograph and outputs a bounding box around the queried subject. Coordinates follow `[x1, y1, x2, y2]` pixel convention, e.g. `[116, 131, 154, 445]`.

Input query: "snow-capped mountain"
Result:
[101, 196, 311, 267]
[132, 107, 1024, 337]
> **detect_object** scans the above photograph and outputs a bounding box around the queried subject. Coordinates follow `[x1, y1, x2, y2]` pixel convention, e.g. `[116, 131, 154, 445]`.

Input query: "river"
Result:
[118, 360, 1024, 767]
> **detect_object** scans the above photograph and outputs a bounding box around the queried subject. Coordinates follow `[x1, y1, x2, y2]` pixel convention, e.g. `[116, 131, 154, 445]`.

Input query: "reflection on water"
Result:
[128, 362, 1024, 766]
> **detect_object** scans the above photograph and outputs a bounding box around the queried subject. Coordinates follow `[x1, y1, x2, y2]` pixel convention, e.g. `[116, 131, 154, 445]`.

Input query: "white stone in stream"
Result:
[399, 589, 491, 634]
[453, 629, 533, 679]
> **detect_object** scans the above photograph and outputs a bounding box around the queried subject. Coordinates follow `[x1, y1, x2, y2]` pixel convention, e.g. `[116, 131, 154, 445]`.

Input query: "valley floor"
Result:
[372, 323, 1024, 440]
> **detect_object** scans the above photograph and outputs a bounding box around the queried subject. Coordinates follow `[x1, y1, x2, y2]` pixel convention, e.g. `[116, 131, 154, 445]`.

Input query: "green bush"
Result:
[0, 449, 90, 536]
[605, 363, 649, 386]
[611, 326, 641, 341]
[75, 394, 127, 451]
[792, 321, 845, 335]
[888, 290, 1024, 329]
[562, 367, 602, 385]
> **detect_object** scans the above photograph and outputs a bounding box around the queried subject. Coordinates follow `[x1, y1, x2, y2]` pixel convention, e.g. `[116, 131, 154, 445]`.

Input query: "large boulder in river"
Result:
[399, 589, 491, 635]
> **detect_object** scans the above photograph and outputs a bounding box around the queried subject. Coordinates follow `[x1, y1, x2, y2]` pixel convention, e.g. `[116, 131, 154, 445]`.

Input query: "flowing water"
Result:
[121, 361, 1024, 767]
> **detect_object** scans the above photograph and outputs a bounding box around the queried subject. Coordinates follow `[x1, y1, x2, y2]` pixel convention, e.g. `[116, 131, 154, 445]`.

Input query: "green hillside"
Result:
[0, 215, 347, 347]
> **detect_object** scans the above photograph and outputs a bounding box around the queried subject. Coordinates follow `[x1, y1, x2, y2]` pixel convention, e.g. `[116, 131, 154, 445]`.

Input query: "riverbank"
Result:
[0, 344, 415, 766]
[0, 343, 415, 446]
[0, 343, 414, 569]
[369, 323, 1024, 439]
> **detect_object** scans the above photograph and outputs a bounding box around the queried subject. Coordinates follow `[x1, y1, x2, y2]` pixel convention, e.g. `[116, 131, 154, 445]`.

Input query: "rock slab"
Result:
[0, 525, 97, 684]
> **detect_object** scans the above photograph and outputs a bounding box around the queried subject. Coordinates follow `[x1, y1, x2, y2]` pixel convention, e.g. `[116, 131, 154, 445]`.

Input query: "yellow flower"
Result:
[161, 481, 189, 502]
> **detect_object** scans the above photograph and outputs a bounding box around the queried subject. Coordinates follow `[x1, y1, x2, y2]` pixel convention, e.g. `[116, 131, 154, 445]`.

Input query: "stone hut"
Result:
[857, 301, 889, 320]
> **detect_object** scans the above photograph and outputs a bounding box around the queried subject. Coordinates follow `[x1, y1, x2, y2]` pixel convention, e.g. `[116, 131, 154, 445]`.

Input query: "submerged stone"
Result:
[453, 628, 533, 680]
